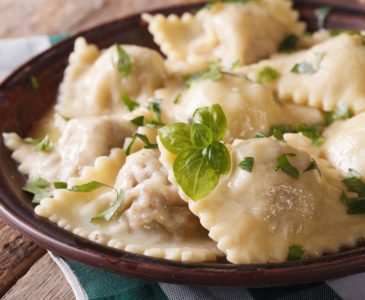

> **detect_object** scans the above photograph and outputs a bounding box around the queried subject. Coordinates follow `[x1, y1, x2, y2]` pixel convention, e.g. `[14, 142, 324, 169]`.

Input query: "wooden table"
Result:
[0, 1, 200, 299]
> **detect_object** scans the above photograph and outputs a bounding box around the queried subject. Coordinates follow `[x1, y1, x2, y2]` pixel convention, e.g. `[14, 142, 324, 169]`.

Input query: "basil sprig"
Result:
[341, 176, 365, 215]
[287, 244, 305, 261]
[158, 104, 231, 200]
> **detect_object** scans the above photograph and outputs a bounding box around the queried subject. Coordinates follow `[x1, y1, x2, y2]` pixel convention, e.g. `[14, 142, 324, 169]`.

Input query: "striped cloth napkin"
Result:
[1, 35, 365, 300]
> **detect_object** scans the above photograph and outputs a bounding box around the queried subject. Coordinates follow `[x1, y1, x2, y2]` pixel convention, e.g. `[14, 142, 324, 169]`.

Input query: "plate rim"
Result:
[1, 0, 365, 287]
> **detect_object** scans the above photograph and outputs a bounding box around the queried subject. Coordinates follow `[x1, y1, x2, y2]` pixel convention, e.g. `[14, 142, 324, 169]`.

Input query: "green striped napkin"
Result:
[1, 35, 364, 300]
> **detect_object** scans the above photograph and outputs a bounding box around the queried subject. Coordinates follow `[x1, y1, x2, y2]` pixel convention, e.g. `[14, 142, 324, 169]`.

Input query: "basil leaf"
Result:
[185, 61, 222, 87]
[191, 123, 212, 148]
[291, 62, 316, 74]
[287, 244, 305, 261]
[324, 105, 353, 126]
[258, 67, 280, 84]
[202, 141, 231, 175]
[314, 6, 332, 29]
[192, 104, 227, 141]
[126, 133, 158, 156]
[342, 177, 365, 198]
[269, 124, 293, 140]
[68, 181, 110, 193]
[116, 44, 132, 77]
[30, 76, 39, 89]
[239, 157, 254, 173]
[158, 123, 193, 154]
[121, 91, 139, 111]
[90, 189, 124, 221]
[276, 153, 300, 179]
[174, 148, 220, 200]
[279, 35, 299, 53]
[23, 178, 53, 204]
[130, 116, 144, 127]
[347, 199, 365, 215]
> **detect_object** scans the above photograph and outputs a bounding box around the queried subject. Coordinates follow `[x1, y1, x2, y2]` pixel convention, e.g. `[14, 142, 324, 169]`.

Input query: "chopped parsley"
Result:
[276, 153, 300, 179]
[90, 189, 124, 221]
[279, 35, 299, 53]
[291, 52, 325, 75]
[253, 132, 266, 139]
[257, 67, 281, 84]
[269, 124, 293, 140]
[24, 135, 54, 152]
[126, 133, 158, 156]
[116, 44, 132, 77]
[314, 6, 332, 29]
[121, 91, 139, 111]
[173, 93, 182, 104]
[239, 157, 254, 172]
[287, 244, 305, 261]
[304, 160, 321, 175]
[148, 99, 162, 123]
[185, 61, 222, 87]
[30, 76, 39, 89]
[130, 116, 145, 127]
[330, 28, 360, 37]
[324, 105, 353, 126]
[23, 178, 53, 204]
[296, 123, 325, 147]
[341, 176, 365, 215]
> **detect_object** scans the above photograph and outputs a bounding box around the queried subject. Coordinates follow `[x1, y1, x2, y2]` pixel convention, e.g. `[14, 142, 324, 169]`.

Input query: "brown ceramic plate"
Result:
[1, 0, 365, 288]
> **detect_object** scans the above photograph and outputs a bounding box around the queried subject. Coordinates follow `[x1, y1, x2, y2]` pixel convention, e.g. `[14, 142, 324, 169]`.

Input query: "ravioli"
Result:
[244, 34, 365, 113]
[158, 75, 288, 142]
[35, 149, 221, 262]
[319, 112, 365, 178]
[143, 0, 304, 73]
[159, 137, 365, 263]
[3, 116, 133, 181]
[57, 38, 168, 118]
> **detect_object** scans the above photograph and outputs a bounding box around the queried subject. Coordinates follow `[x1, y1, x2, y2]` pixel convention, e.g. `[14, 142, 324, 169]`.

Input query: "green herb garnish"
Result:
[269, 124, 293, 140]
[279, 35, 299, 53]
[148, 99, 163, 123]
[239, 157, 254, 173]
[116, 44, 132, 77]
[23, 178, 53, 204]
[185, 61, 222, 87]
[291, 62, 316, 74]
[324, 105, 353, 126]
[276, 153, 300, 179]
[314, 6, 332, 29]
[341, 176, 365, 214]
[330, 28, 360, 37]
[121, 91, 139, 112]
[173, 93, 182, 104]
[258, 67, 280, 84]
[90, 189, 124, 221]
[30, 76, 39, 89]
[287, 244, 305, 261]
[126, 133, 158, 156]
[159, 104, 231, 200]
[25, 135, 54, 152]
[304, 160, 321, 175]
[66, 180, 124, 221]
[53, 182, 67, 189]
[130, 116, 145, 127]
[296, 123, 325, 146]
[253, 132, 266, 139]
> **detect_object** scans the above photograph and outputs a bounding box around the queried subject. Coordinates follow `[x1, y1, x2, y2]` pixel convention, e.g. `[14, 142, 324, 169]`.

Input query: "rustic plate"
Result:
[1, 0, 365, 287]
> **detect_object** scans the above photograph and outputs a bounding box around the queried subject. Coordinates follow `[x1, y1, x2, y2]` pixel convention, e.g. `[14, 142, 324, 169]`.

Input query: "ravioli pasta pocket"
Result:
[4, 0, 365, 264]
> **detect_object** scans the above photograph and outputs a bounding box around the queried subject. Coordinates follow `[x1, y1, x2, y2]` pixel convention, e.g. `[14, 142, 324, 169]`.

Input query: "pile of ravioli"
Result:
[4, 0, 365, 264]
